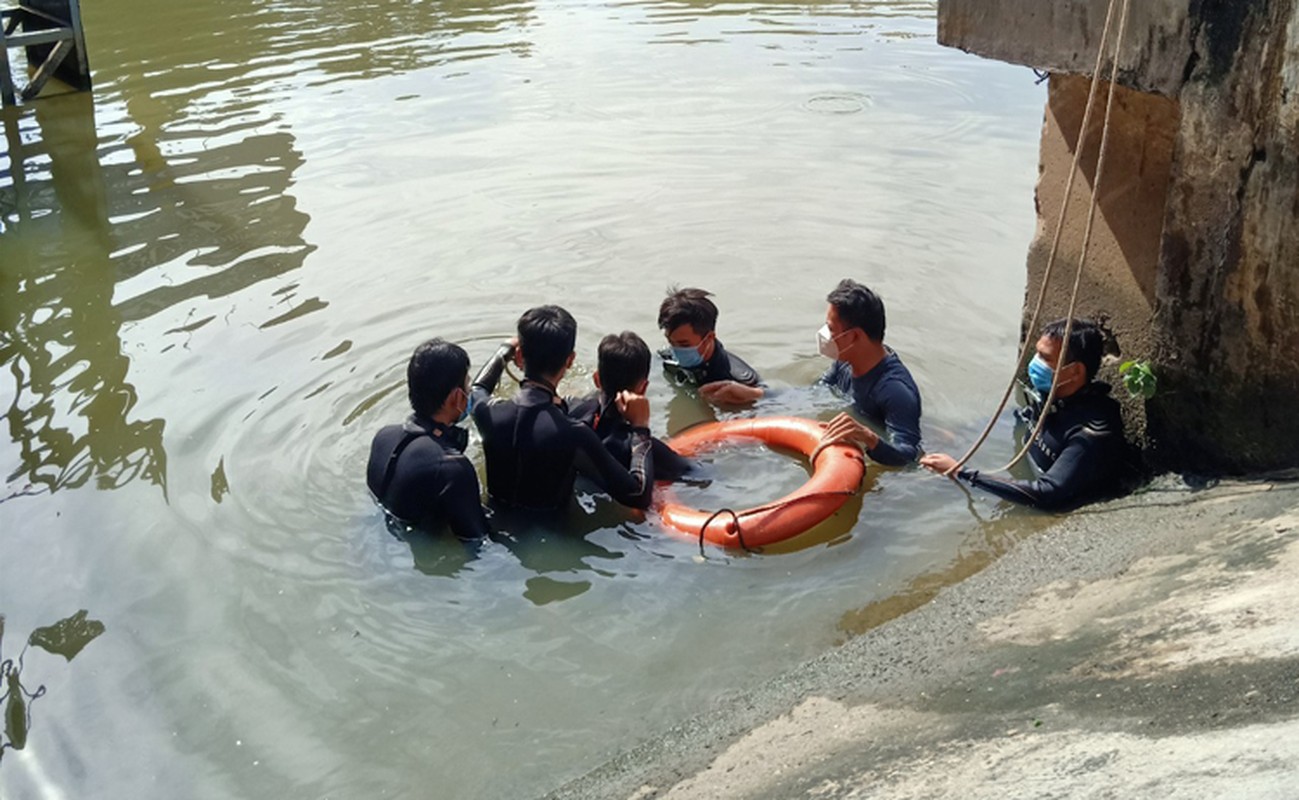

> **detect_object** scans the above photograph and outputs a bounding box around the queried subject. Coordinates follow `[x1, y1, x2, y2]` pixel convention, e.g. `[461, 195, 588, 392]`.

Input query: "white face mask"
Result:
[817, 324, 842, 360]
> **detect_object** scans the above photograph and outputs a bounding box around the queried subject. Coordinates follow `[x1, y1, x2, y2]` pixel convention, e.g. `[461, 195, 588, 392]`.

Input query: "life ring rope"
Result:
[694, 486, 862, 557]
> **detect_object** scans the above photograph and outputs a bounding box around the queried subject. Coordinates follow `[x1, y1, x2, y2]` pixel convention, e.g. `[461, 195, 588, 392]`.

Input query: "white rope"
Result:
[946, 0, 1132, 476]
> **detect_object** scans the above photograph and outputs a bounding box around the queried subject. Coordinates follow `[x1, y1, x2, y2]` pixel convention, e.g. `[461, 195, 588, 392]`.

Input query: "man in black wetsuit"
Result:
[920, 318, 1127, 510]
[570, 331, 695, 481]
[470, 305, 657, 512]
[366, 339, 489, 541]
[815, 279, 923, 466]
[658, 287, 764, 406]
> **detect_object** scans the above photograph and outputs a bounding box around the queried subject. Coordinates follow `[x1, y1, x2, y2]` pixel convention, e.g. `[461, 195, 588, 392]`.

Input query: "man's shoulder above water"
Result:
[705, 340, 761, 386]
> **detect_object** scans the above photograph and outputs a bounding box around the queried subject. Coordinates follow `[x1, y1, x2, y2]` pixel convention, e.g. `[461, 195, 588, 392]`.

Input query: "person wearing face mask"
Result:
[366, 338, 489, 541]
[919, 318, 1127, 510]
[658, 287, 764, 406]
[815, 279, 923, 466]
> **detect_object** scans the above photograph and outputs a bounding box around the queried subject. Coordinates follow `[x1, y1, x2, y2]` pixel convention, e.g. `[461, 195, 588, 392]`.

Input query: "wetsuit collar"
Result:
[518, 379, 568, 412]
[1027, 380, 1113, 417]
[404, 414, 469, 453]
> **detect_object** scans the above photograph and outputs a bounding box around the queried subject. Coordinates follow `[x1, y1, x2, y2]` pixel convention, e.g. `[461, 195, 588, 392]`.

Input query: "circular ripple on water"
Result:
[803, 91, 872, 115]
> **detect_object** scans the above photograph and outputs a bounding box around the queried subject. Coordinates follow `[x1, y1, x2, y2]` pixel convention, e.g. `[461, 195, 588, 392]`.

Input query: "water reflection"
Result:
[1, 81, 315, 495]
[490, 503, 631, 604]
[390, 522, 480, 578]
[0, 611, 105, 764]
[3, 0, 549, 502]
[1, 97, 168, 496]
[87, 0, 537, 96]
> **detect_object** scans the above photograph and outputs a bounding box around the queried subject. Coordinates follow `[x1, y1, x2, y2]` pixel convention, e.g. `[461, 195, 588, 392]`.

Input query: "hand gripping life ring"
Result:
[656, 416, 865, 550]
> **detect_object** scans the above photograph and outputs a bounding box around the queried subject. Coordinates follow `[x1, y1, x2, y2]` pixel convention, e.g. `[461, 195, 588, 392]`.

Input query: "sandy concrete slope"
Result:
[548, 478, 1299, 800]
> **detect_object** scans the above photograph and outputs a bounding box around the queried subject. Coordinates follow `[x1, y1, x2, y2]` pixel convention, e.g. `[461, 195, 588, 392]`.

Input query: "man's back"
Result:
[474, 384, 586, 510]
[367, 417, 488, 540]
[473, 384, 657, 511]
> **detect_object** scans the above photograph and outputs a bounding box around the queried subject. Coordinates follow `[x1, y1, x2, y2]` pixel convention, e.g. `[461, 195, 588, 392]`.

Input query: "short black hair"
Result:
[407, 338, 470, 418]
[517, 305, 577, 378]
[826, 279, 886, 341]
[658, 287, 719, 335]
[1042, 318, 1104, 381]
[597, 331, 651, 396]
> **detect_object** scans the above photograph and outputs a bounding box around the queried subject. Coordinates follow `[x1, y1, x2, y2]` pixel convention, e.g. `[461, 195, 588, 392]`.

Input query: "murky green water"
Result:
[2, 0, 1048, 796]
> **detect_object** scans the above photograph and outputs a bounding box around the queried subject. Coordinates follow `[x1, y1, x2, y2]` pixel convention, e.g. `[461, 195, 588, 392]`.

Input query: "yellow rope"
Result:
[945, 0, 1132, 476]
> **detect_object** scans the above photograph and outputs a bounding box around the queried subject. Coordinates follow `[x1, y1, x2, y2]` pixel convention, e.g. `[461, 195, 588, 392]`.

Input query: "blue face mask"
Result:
[456, 388, 473, 424]
[670, 342, 706, 369]
[1027, 354, 1055, 394]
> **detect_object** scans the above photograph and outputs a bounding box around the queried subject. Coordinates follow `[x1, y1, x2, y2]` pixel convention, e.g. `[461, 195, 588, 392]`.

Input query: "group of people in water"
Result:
[366, 280, 1128, 542]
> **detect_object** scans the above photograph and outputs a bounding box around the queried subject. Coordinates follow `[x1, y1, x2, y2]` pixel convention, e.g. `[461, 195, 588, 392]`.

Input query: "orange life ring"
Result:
[656, 416, 865, 549]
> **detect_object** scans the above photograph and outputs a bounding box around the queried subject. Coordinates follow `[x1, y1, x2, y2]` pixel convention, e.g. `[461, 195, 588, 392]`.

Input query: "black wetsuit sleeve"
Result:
[650, 437, 694, 482]
[440, 457, 491, 541]
[573, 424, 656, 509]
[958, 431, 1104, 511]
[470, 343, 514, 405]
[865, 380, 922, 466]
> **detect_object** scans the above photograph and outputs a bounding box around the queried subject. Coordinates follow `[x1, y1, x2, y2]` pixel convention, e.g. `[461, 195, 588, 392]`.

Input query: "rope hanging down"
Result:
[945, 0, 1133, 477]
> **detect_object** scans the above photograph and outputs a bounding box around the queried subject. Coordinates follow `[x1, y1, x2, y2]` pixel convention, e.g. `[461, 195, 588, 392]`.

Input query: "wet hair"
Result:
[517, 305, 577, 378]
[826, 279, 886, 342]
[658, 287, 719, 336]
[1042, 318, 1104, 381]
[597, 331, 651, 396]
[407, 338, 470, 419]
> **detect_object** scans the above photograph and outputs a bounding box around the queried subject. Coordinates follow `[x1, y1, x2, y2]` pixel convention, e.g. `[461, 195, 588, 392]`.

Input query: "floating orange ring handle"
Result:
[656, 416, 865, 550]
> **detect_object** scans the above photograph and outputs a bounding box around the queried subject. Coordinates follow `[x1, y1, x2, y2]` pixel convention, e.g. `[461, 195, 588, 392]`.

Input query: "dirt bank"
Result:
[546, 477, 1299, 799]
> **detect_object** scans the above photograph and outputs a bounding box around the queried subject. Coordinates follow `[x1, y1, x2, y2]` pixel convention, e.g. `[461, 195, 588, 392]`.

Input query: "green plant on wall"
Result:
[1120, 360, 1157, 399]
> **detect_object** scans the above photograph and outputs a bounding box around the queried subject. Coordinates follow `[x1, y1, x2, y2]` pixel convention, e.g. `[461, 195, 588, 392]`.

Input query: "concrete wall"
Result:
[1148, 0, 1299, 472]
[940, 0, 1299, 473]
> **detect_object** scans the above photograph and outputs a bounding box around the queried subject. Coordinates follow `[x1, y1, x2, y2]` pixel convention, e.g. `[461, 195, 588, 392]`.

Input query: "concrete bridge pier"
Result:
[938, 0, 1299, 474]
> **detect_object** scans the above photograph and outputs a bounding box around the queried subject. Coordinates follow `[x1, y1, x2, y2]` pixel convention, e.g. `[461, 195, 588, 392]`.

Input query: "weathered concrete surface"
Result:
[1147, 0, 1299, 473]
[940, 0, 1299, 473]
[938, 0, 1193, 97]
[544, 479, 1299, 799]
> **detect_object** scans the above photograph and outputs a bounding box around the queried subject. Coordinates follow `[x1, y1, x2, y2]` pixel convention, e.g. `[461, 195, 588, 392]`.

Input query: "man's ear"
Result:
[634, 378, 649, 394]
[593, 372, 602, 390]
[565, 351, 576, 370]
[513, 346, 524, 368]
